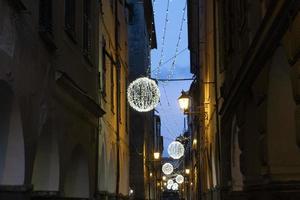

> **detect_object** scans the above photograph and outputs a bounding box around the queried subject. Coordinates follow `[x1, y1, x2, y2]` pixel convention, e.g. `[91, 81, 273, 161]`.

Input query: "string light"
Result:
[127, 77, 160, 112]
[167, 1, 187, 81]
[168, 141, 185, 159]
[155, 0, 171, 78]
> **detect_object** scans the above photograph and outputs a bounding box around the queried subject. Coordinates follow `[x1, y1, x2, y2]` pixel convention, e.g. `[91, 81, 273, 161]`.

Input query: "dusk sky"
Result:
[151, 0, 192, 156]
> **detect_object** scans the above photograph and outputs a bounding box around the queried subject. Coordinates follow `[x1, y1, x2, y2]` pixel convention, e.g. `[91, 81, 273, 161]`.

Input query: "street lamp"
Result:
[193, 139, 197, 145]
[185, 169, 190, 175]
[178, 90, 190, 111]
[178, 90, 208, 119]
[129, 189, 134, 196]
[154, 152, 160, 160]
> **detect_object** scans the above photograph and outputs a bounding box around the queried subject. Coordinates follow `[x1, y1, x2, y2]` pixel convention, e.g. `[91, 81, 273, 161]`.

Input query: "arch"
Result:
[230, 116, 243, 191]
[0, 81, 25, 185]
[107, 144, 116, 193]
[64, 145, 90, 198]
[32, 121, 59, 191]
[98, 144, 107, 191]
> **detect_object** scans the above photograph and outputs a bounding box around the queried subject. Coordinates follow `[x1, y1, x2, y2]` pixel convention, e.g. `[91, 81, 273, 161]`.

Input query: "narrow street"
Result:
[0, 0, 300, 200]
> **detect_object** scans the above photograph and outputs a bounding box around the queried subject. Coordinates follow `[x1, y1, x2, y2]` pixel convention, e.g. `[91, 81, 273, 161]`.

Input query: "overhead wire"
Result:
[155, 0, 171, 78]
[158, 0, 188, 123]
[153, 0, 189, 143]
[167, 0, 187, 81]
[151, 47, 188, 74]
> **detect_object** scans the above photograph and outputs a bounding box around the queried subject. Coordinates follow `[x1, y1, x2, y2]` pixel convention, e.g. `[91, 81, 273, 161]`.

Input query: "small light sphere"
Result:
[127, 77, 160, 112]
[172, 183, 179, 191]
[167, 184, 172, 190]
[167, 179, 174, 186]
[168, 141, 185, 159]
[175, 175, 184, 184]
[162, 163, 174, 175]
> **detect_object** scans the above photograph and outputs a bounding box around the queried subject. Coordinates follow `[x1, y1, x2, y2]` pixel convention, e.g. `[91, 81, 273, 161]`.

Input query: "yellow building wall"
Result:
[98, 0, 129, 197]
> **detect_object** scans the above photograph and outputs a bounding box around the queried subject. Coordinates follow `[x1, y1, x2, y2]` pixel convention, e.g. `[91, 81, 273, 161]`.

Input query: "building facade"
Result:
[188, 0, 300, 199]
[97, 0, 130, 199]
[0, 0, 133, 199]
[0, 0, 105, 199]
[127, 0, 159, 200]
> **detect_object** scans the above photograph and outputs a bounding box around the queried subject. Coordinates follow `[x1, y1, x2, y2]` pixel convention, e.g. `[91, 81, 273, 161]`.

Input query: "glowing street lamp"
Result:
[129, 189, 134, 196]
[185, 169, 190, 175]
[162, 176, 166, 181]
[178, 90, 190, 111]
[193, 139, 197, 145]
[154, 152, 160, 160]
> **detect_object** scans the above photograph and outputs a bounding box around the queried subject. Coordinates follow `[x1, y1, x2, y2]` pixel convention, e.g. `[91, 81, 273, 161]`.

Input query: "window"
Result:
[65, 0, 76, 38]
[83, 0, 92, 58]
[39, 0, 52, 34]
[102, 44, 107, 98]
[110, 61, 115, 112]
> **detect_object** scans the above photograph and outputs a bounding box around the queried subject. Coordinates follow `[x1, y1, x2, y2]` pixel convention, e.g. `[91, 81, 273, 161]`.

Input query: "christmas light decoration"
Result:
[172, 183, 179, 191]
[167, 184, 172, 190]
[162, 163, 174, 175]
[167, 179, 174, 186]
[175, 175, 184, 184]
[127, 77, 160, 112]
[168, 141, 185, 159]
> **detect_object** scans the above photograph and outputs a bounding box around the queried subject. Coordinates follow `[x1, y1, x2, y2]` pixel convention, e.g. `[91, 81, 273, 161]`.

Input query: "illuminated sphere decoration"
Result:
[167, 179, 174, 186]
[175, 175, 184, 184]
[167, 184, 172, 190]
[162, 163, 174, 175]
[127, 77, 160, 112]
[172, 183, 179, 191]
[168, 141, 185, 159]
